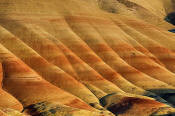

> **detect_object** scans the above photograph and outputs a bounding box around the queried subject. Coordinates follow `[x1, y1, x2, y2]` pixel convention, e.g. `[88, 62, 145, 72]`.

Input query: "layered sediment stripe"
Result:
[35, 16, 175, 106]
[0, 21, 126, 96]
[11, 24, 129, 95]
[0, 20, 172, 116]
[0, 63, 23, 111]
[79, 16, 164, 66]
[1, 0, 175, 115]
[37, 17, 160, 96]
[63, 15, 175, 106]
[0, 26, 102, 109]
[49, 38, 148, 95]
[120, 17, 175, 52]
[0, 43, 95, 111]
[6, 16, 156, 97]
[0, 22, 155, 113]
[0, 19, 78, 79]
[80, 17, 175, 87]
[64, 16, 175, 90]
[113, 19, 175, 73]
[88, 17, 164, 64]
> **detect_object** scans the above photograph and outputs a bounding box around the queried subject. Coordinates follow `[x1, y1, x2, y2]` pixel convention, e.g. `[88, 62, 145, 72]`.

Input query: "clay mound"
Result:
[98, 0, 175, 29]
[1, 0, 175, 115]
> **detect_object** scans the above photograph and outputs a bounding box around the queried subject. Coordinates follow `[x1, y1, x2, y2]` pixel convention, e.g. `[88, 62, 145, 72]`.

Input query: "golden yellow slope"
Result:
[0, 0, 175, 116]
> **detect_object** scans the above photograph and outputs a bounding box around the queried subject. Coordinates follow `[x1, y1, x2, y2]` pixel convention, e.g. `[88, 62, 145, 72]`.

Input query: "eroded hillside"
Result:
[1, 0, 175, 116]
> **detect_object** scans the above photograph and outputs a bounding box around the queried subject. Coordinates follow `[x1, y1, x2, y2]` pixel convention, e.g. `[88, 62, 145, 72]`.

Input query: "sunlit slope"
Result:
[0, 0, 175, 116]
[98, 0, 175, 29]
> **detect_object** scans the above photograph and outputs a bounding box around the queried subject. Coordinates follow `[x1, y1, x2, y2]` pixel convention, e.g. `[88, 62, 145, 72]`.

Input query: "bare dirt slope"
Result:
[1, 0, 175, 116]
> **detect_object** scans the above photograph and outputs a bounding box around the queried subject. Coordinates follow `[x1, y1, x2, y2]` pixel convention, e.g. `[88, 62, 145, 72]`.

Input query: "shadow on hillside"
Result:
[165, 12, 175, 33]
[147, 89, 175, 107]
[165, 12, 175, 25]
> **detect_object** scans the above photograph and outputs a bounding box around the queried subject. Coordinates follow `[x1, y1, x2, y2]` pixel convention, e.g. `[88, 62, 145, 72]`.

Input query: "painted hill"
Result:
[0, 0, 175, 116]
